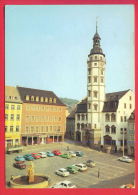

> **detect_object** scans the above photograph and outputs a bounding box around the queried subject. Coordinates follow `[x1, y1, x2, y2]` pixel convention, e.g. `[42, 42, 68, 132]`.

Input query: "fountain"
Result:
[9, 161, 50, 188]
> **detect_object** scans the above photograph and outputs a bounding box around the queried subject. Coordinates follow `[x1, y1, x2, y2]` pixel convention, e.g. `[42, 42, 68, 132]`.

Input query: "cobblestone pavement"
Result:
[5, 141, 135, 188]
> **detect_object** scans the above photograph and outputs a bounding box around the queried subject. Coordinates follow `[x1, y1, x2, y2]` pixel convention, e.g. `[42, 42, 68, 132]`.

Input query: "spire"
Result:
[88, 19, 105, 57]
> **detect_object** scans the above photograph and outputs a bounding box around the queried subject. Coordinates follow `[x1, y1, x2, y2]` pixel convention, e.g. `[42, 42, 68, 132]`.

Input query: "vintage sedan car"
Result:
[84, 160, 96, 168]
[55, 168, 70, 177]
[23, 154, 34, 161]
[75, 151, 83, 157]
[51, 180, 77, 188]
[47, 151, 55, 157]
[73, 163, 87, 171]
[118, 156, 133, 163]
[31, 153, 41, 159]
[52, 150, 62, 156]
[120, 184, 135, 188]
[60, 153, 71, 159]
[66, 166, 78, 174]
[68, 151, 76, 157]
[15, 156, 25, 162]
[39, 152, 47, 158]
[13, 161, 26, 169]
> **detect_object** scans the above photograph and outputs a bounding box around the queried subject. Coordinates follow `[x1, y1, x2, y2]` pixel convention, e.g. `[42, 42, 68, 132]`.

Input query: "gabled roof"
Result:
[75, 98, 87, 113]
[105, 90, 130, 101]
[102, 90, 130, 112]
[17, 86, 66, 106]
[5, 86, 22, 103]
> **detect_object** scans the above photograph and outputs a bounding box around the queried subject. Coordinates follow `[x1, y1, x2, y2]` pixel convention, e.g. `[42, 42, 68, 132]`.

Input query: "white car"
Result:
[118, 156, 133, 163]
[68, 151, 76, 157]
[56, 168, 70, 177]
[120, 184, 135, 188]
[73, 163, 87, 171]
[39, 152, 47, 158]
[50, 180, 77, 188]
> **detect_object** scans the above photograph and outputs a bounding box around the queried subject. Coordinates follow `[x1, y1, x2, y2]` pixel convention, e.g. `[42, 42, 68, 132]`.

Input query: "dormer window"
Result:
[53, 98, 56, 103]
[31, 96, 34, 101]
[49, 98, 53, 103]
[26, 95, 29, 101]
[45, 97, 48, 102]
[36, 96, 39, 102]
[40, 97, 44, 102]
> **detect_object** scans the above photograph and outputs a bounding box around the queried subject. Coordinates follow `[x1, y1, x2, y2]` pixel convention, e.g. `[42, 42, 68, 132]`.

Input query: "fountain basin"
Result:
[9, 174, 49, 188]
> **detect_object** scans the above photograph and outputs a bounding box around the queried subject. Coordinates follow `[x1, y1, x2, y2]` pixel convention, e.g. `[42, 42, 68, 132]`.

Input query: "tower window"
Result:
[88, 68, 91, 75]
[101, 77, 104, 83]
[88, 76, 91, 83]
[94, 63, 97, 66]
[101, 69, 104, 75]
[95, 56, 97, 60]
[88, 103, 91, 109]
[93, 91, 98, 98]
[94, 76, 98, 82]
[93, 104, 98, 111]
[88, 90, 91, 97]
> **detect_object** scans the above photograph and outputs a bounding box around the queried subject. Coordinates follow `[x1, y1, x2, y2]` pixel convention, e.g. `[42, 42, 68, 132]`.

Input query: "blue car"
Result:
[23, 154, 34, 161]
[15, 156, 25, 161]
[47, 151, 55, 157]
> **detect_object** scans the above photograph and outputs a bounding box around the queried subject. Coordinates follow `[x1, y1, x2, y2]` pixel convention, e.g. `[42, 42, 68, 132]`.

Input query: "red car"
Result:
[13, 161, 26, 169]
[52, 150, 62, 156]
[31, 153, 41, 159]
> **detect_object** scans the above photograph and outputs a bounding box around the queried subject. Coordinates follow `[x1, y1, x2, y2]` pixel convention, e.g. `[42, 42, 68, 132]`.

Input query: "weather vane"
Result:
[96, 16, 99, 33]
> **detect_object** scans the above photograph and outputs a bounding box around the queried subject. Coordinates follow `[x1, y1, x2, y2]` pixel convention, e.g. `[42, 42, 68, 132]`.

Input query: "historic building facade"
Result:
[74, 25, 135, 151]
[5, 86, 22, 147]
[127, 111, 135, 156]
[17, 86, 66, 145]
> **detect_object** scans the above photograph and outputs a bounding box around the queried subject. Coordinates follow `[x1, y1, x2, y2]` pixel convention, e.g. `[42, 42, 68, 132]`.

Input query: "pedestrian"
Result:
[98, 168, 100, 179]
[67, 146, 70, 151]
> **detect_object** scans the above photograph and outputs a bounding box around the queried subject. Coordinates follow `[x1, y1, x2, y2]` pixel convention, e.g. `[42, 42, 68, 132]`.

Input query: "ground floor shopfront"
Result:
[21, 133, 64, 146]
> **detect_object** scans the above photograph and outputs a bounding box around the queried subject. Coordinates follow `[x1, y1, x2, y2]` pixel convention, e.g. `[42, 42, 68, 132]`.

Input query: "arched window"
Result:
[94, 76, 98, 82]
[93, 104, 98, 111]
[81, 114, 85, 120]
[111, 125, 116, 134]
[111, 113, 116, 122]
[77, 114, 80, 120]
[105, 125, 110, 133]
[81, 123, 85, 130]
[105, 113, 110, 122]
[77, 123, 80, 130]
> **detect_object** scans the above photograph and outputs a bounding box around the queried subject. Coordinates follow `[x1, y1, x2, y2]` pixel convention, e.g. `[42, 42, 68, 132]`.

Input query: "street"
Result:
[5, 141, 135, 188]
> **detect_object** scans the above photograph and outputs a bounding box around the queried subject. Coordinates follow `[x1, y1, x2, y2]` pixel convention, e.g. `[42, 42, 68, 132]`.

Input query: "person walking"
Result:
[98, 168, 100, 179]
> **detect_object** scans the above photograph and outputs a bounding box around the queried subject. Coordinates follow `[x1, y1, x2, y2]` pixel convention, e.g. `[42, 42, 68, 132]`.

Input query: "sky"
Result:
[5, 5, 134, 100]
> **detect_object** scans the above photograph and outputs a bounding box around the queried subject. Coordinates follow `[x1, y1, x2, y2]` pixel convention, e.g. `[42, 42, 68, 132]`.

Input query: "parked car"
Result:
[13, 161, 26, 169]
[31, 153, 41, 159]
[84, 160, 96, 168]
[68, 151, 76, 157]
[23, 154, 34, 161]
[73, 163, 87, 171]
[66, 166, 78, 174]
[118, 156, 133, 163]
[52, 150, 62, 156]
[39, 152, 47, 158]
[120, 184, 135, 188]
[60, 153, 71, 159]
[15, 156, 25, 161]
[55, 168, 70, 177]
[51, 180, 77, 188]
[75, 151, 83, 157]
[47, 151, 55, 157]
